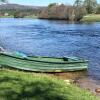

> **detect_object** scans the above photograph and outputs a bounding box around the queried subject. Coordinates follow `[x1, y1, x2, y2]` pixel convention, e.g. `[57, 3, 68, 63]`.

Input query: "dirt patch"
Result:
[51, 71, 100, 97]
[74, 78, 100, 97]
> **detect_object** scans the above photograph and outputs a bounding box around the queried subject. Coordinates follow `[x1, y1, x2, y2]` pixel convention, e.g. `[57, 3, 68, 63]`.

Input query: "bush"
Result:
[96, 5, 100, 14]
[13, 11, 26, 18]
[0, 69, 98, 100]
[74, 6, 87, 21]
[39, 3, 86, 21]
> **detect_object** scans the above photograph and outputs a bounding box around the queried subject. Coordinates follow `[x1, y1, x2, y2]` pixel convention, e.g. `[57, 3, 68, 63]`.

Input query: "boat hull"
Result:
[0, 53, 88, 72]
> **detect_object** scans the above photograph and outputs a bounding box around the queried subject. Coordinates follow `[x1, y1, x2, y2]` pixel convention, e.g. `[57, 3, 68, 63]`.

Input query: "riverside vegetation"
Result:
[0, 69, 99, 100]
[0, 0, 100, 21]
[81, 14, 100, 22]
[39, 0, 100, 21]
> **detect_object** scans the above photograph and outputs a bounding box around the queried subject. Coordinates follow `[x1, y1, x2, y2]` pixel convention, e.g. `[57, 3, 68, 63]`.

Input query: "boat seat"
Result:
[63, 57, 68, 61]
[14, 52, 27, 58]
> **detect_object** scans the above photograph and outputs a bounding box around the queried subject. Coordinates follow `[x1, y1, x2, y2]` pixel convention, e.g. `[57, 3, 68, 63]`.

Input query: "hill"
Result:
[0, 3, 43, 10]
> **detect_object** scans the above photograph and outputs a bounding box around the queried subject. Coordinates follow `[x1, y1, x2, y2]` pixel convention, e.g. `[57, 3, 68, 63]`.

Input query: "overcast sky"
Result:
[9, 0, 100, 6]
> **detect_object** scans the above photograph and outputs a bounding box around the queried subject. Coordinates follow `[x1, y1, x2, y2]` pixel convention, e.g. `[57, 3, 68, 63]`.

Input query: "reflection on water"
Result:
[0, 18, 100, 83]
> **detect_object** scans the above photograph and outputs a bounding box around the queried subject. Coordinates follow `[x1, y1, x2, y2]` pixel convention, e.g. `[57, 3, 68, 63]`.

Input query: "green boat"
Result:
[0, 52, 88, 72]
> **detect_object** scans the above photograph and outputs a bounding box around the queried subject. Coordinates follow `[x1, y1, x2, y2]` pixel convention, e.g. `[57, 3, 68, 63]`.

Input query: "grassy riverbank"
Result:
[81, 14, 100, 22]
[0, 15, 37, 19]
[0, 69, 98, 100]
[1, 14, 100, 22]
[24, 15, 38, 19]
[0, 15, 14, 18]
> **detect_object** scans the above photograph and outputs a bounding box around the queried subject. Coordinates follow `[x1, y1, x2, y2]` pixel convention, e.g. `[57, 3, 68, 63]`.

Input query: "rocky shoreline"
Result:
[52, 72, 100, 97]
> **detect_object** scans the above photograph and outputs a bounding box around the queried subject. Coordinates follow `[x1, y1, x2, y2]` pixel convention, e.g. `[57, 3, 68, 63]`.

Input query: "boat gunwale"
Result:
[0, 53, 88, 64]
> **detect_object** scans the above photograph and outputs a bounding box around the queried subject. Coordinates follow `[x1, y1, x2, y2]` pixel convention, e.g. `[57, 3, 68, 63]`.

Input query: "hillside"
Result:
[0, 3, 43, 10]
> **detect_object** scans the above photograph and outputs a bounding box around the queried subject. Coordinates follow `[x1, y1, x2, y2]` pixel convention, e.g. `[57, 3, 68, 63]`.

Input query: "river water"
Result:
[0, 18, 100, 83]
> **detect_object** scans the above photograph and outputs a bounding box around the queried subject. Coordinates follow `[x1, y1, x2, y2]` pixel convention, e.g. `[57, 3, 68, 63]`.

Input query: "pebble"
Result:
[95, 88, 100, 93]
[64, 80, 71, 85]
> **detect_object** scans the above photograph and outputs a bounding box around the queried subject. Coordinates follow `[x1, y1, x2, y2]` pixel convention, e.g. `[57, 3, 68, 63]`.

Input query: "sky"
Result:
[9, 0, 100, 6]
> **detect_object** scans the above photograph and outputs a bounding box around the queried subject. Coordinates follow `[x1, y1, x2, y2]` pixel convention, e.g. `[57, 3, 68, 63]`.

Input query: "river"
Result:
[0, 18, 100, 83]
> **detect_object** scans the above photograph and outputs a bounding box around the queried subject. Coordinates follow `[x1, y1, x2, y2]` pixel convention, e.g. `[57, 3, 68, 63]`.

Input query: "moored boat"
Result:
[0, 52, 88, 72]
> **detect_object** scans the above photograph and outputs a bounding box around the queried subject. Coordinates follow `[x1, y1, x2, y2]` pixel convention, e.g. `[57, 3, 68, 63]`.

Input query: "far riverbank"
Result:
[1, 14, 100, 22]
[81, 14, 100, 22]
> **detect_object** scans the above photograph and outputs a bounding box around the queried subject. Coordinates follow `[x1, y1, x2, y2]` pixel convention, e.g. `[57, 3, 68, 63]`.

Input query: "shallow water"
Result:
[0, 18, 100, 83]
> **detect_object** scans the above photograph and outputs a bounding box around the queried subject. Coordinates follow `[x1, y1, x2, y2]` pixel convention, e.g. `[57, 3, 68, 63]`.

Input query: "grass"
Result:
[0, 15, 14, 18]
[0, 69, 98, 100]
[0, 15, 37, 19]
[24, 15, 38, 19]
[81, 14, 100, 22]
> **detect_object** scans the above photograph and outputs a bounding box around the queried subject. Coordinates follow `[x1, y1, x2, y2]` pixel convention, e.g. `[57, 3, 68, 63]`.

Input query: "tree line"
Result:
[39, 0, 100, 21]
[0, 0, 43, 18]
[0, 0, 100, 19]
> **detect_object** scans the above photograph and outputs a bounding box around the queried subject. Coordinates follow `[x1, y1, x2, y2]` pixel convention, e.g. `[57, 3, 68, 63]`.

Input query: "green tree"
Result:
[74, 0, 83, 7]
[48, 3, 57, 8]
[0, 0, 8, 3]
[96, 4, 100, 14]
[73, 0, 86, 21]
[84, 0, 97, 13]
